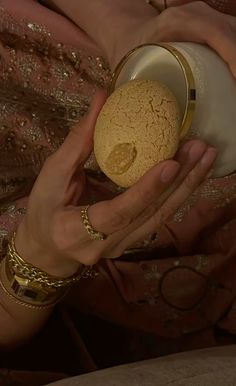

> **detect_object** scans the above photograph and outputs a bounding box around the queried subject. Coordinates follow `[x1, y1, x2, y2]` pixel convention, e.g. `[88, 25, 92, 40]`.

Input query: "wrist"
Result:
[15, 225, 81, 279]
[1, 234, 90, 310]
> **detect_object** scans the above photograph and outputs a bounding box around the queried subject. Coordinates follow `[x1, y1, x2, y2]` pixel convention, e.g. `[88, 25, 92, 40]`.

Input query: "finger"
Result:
[86, 140, 207, 237]
[53, 90, 107, 172]
[48, 150, 186, 260]
[57, 160, 180, 246]
[49, 141, 211, 256]
[99, 141, 212, 256]
[156, 1, 236, 77]
[46, 160, 179, 264]
[113, 146, 217, 254]
[146, 0, 163, 12]
[87, 160, 180, 235]
[210, 14, 236, 79]
[164, 0, 236, 16]
[155, 2, 219, 43]
[49, 143, 214, 263]
[153, 0, 193, 8]
[31, 91, 106, 207]
[104, 140, 207, 236]
[156, 140, 208, 206]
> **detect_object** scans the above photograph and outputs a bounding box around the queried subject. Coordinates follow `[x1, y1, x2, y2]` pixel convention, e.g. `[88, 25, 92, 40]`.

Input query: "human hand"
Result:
[147, 1, 236, 78]
[111, 1, 236, 78]
[153, 0, 236, 15]
[15, 92, 217, 279]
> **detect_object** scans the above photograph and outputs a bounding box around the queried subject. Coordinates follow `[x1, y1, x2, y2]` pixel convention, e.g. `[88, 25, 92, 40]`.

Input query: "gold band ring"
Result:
[81, 205, 107, 241]
[146, 0, 168, 11]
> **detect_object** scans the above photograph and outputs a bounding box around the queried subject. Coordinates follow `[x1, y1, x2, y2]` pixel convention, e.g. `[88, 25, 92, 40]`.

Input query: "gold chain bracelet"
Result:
[0, 233, 98, 309]
[8, 233, 98, 290]
[0, 276, 63, 310]
[0, 258, 68, 310]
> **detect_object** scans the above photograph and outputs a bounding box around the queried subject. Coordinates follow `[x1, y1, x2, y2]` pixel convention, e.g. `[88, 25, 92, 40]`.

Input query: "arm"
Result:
[0, 278, 52, 349]
[0, 201, 53, 349]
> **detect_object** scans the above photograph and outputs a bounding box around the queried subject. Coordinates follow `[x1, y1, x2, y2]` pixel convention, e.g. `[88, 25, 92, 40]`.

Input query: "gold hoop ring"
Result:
[146, 0, 168, 11]
[81, 205, 107, 241]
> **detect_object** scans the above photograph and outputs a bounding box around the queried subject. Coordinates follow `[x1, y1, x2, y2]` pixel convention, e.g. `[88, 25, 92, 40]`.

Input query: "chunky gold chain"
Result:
[7, 233, 98, 290]
[0, 273, 62, 310]
[81, 205, 106, 241]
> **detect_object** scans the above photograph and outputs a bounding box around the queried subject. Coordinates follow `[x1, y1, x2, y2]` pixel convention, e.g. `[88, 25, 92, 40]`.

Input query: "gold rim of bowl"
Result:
[110, 43, 196, 139]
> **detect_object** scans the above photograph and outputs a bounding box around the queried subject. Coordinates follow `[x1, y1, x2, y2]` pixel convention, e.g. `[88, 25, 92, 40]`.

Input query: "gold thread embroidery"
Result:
[0, 7, 111, 204]
[174, 174, 236, 222]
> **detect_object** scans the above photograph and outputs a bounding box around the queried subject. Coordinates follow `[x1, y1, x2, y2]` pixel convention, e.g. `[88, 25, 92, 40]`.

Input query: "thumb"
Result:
[55, 90, 107, 172]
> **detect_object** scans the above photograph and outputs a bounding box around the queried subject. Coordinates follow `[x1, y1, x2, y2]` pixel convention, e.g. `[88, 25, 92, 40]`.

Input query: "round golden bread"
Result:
[94, 79, 181, 187]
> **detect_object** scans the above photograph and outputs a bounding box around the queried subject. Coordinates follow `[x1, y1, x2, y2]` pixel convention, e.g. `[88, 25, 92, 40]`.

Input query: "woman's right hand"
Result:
[153, 0, 236, 15]
[15, 91, 217, 279]
[112, 1, 236, 75]
[137, 1, 236, 78]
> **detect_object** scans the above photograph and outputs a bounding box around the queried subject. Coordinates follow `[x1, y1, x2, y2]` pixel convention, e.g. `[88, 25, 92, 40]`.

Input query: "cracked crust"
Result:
[94, 79, 181, 187]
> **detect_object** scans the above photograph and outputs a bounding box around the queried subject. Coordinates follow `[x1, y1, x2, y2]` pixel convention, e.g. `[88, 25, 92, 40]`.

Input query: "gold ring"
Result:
[146, 0, 168, 11]
[81, 205, 107, 241]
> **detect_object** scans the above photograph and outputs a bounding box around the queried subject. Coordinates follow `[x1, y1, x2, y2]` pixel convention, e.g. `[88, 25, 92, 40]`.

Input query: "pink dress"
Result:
[0, 0, 236, 384]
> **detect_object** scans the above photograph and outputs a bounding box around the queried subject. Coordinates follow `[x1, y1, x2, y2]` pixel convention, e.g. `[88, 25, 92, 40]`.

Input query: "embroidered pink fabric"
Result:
[0, 0, 236, 365]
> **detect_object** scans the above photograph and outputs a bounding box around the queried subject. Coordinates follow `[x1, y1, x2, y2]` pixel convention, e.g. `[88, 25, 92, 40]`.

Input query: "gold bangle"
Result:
[8, 233, 98, 290]
[5, 256, 66, 305]
[0, 258, 65, 310]
[3, 233, 98, 308]
[0, 278, 61, 310]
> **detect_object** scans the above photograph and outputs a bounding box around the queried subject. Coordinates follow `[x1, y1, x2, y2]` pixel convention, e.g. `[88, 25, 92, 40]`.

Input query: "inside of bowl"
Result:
[113, 45, 188, 126]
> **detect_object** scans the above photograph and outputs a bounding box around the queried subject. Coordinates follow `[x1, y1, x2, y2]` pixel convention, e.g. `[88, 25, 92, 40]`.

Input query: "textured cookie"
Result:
[94, 79, 181, 187]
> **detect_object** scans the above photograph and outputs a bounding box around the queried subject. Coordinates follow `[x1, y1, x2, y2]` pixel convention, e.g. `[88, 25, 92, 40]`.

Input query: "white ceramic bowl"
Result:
[111, 43, 236, 177]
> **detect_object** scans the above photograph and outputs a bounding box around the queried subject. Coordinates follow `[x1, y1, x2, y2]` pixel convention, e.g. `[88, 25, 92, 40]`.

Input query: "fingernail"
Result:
[160, 163, 180, 183]
[200, 147, 218, 165]
[188, 142, 207, 162]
